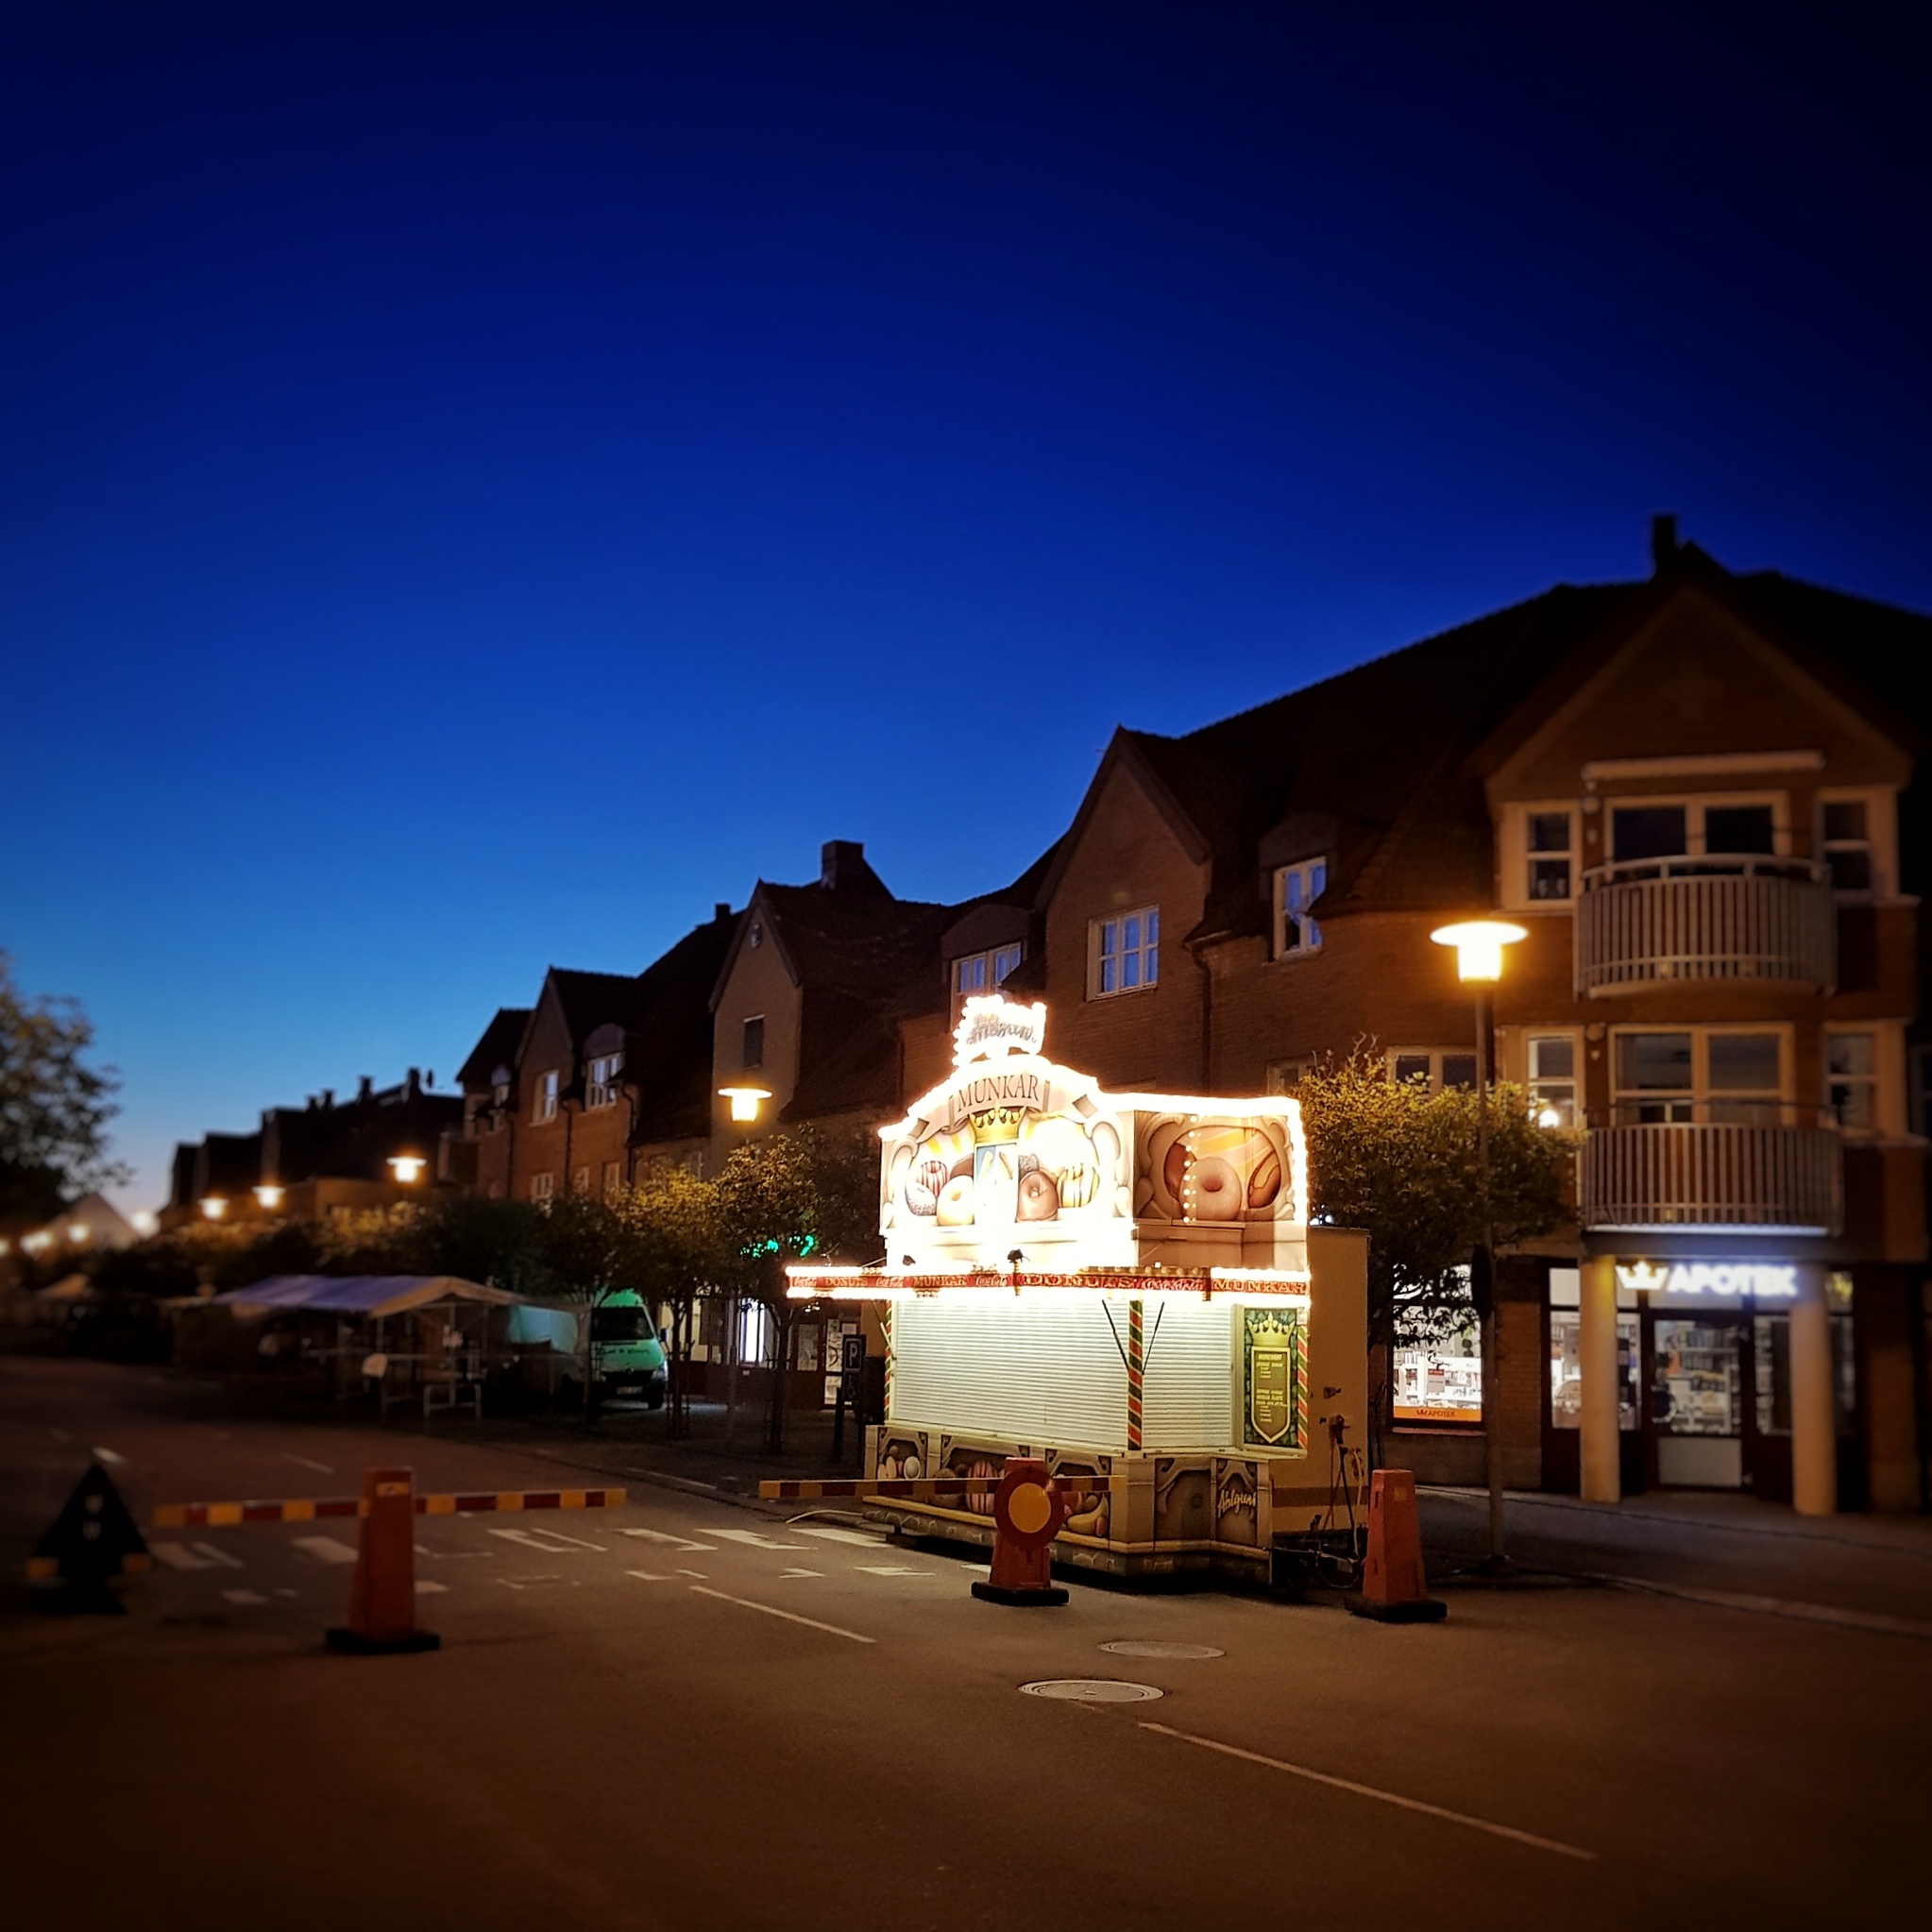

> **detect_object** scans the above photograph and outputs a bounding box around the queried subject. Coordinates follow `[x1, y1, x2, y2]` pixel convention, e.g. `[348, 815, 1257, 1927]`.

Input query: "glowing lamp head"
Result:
[68, 1223, 90, 1244]
[199, 1195, 228, 1221]
[23, 1231, 52, 1255]
[387, 1156, 426, 1184]
[720, 1086, 771, 1124]
[1430, 919, 1528, 984]
[130, 1211, 158, 1237]
[1536, 1106, 1563, 1129]
[253, 1184, 285, 1212]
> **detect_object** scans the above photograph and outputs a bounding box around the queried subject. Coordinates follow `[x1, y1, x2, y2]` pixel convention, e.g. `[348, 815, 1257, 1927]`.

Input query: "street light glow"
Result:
[254, 1184, 285, 1211]
[200, 1195, 228, 1220]
[720, 1085, 771, 1123]
[388, 1156, 426, 1184]
[1430, 919, 1528, 983]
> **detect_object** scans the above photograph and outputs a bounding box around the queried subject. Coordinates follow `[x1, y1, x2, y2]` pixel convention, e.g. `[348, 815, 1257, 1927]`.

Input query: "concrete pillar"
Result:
[1579, 1256, 1621, 1503]
[1790, 1265, 1837, 1517]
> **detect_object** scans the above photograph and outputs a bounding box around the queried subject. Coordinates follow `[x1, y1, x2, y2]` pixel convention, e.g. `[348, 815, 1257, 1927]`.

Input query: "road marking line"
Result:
[497, 1575, 576, 1590]
[151, 1542, 215, 1571]
[50, 1430, 71, 1443]
[795, 1525, 887, 1547]
[856, 1566, 934, 1578]
[778, 1568, 825, 1579]
[91, 1446, 127, 1466]
[625, 1570, 676, 1582]
[190, 1541, 245, 1570]
[274, 1588, 298, 1599]
[620, 1529, 717, 1551]
[415, 1579, 449, 1595]
[711, 1530, 811, 1550]
[675, 1568, 708, 1578]
[220, 1589, 267, 1606]
[1139, 1723, 1595, 1861]
[688, 1585, 875, 1645]
[281, 1454, 334, 1473]
[489, 1526, 608, 1554]
[1588, 1572, 1932, 1641]
[292, 1535, 360, 1566]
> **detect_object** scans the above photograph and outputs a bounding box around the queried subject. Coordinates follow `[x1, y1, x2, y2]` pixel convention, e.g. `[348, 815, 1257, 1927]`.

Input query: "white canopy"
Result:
[212, 1274, 524, 1318]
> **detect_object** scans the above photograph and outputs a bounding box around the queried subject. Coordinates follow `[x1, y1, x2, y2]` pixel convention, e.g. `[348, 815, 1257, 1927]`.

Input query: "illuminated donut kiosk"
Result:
[788, 995, 1367, 1581]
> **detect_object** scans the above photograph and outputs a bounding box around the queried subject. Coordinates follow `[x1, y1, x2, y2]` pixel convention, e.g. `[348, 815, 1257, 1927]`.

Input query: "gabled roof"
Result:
[457, 1008, 532, 1091]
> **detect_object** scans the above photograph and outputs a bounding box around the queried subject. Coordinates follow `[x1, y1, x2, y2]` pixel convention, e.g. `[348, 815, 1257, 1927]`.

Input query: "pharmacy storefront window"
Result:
[1392, 1273, 1482, 1425]
[1548, 1268, 1639, 1430]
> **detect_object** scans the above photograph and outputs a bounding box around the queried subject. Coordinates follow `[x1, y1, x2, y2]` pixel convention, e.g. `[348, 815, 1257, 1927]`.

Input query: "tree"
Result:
[711, 1127, 880, 1452]
[608, 1162, 728, 1438]
[1295, 1053, 1571, 1449]
[0, 951, 126, 1225]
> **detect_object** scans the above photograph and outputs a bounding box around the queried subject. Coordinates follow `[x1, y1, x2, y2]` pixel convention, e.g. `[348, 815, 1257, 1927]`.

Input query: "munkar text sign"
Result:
[877, 996, 1309, 1279]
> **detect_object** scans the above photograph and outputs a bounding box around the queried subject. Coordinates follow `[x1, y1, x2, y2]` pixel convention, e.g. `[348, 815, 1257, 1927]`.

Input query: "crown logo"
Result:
[969, 1104, 1025, 1144]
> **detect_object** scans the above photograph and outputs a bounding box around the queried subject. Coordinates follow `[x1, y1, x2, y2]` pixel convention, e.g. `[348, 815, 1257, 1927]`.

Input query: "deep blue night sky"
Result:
[4, 3, 1927, 1212]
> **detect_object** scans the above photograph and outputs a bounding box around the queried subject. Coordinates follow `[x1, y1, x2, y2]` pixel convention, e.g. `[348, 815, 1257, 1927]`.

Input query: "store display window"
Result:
[1393, 1276, 1481, 1424]
[1549, 1311, 1641, 1430]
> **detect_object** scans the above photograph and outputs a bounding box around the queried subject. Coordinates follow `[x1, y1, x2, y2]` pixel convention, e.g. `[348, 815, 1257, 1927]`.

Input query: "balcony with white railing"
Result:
[1580, 1115, 1843, 1235]
[1574, 856, 1836, 997]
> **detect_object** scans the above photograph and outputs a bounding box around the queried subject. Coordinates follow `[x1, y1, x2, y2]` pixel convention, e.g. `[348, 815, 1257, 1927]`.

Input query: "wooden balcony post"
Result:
[1578, 1256, 1621, 1503]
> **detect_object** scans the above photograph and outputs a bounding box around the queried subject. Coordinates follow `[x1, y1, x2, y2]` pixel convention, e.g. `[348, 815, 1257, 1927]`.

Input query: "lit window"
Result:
[1390, 1050, 1478, 1093]
[1093, 908, 1159, 997]
[602, 1161, 622, 1195]
[741, 1016, 765, 1070]
[586, 1054, 622, 1109]
[1826, 1031, 1877, 1131]
[953, 945, 1025, 996]
[572, 1165, 590, 1195]
[1392, 1271, 1482, 1424]
[1526, 812, 1573, 901]
[531, 1172, 554, 1204]
[1274, 859, 1326, 957]
[1527, 1035, 1578, 1127]
[1821, 799, 1873, 893]
[535, 1071, 558, 1123]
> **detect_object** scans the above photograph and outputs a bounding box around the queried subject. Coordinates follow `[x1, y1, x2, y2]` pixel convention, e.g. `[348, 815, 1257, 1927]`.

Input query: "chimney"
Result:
[306, 1094, 317, 1111]
[424, 1070, 433, 1089]
[321, 1089, 334, 1110]
[821, 839, 864, 890]
[406, 1067, 420, 1095]
[357, 1075, 373, 1102]
[1651, 513, 1680, 574]
[714, 901, 732, 923]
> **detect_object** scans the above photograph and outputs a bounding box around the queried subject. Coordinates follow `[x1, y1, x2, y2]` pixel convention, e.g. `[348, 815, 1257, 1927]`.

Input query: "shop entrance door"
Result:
[1649, 1314, 1745, 1487]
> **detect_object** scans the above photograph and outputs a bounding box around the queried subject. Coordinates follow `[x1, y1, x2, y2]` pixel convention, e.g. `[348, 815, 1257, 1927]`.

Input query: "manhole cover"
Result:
[1021, 1679, 1164, 1703]
[1100, 1640, 1225, 1660]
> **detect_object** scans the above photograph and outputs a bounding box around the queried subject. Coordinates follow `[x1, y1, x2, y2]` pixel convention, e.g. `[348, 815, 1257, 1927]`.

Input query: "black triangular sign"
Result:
[34, 1464, 150, 1581]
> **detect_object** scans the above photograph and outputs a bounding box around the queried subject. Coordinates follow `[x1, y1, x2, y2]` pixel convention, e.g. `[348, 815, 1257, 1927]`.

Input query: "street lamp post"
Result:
[1430, 919, 1528, 1572]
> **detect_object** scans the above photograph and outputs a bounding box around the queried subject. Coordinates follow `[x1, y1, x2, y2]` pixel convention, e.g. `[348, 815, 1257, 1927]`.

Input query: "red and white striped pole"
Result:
[1126, 1296, 1144, 1453]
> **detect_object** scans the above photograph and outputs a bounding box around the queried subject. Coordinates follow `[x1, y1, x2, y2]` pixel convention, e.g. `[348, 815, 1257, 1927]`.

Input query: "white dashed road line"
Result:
[192, 1541, 246, 1569]
[856, 1566, 934, 1578]
[415, 1579, 449, 1595]
[778, 1568, 824, 1579]
[292, 1535, 360, 1566]
[91, 1446, 127, 1466]
[710, 1530, 811, 1551]
[620, 1529, 717, 1552]
[281, 1453, 334, 1474]
[687, 1585, 876, 1645]
[221, 1590, 267, 1606]
[1139, 1722, 1595, 1861]
[793, 1526, 886, 1547]
[489, 1526, 608, 1555]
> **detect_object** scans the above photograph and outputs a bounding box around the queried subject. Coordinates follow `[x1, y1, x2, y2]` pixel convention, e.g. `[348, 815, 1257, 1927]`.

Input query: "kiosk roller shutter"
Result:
[890, 1298, 1128, 1451]
[1141, 1297, 1235, 1449]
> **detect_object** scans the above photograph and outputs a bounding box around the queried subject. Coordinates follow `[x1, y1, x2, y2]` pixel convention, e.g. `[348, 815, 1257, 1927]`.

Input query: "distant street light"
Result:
[254, 1184, 285, 1212]
[1430, 918, 1528, 1574]
[719, 1086, 771, 1125]
[387, 1156, 427, 1184]
[130, 1212, 158, 1237]
[200, 1196, 228, 1221]
[67, 1223, 89, 1244]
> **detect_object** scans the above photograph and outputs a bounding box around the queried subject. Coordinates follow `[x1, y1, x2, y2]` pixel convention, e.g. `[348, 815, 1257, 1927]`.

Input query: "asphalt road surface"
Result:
[3, 1357, 1926, 1931]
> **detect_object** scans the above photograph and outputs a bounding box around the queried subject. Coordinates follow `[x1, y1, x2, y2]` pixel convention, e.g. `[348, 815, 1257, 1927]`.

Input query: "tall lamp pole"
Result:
[1430, 919, 1528, 1572]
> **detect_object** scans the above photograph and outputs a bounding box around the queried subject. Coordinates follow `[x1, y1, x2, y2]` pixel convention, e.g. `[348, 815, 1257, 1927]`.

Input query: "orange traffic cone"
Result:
[326, 1467, 440, 1654]
[971, 1458, 1070, 1607]
[1344, 1468, 1447, 1623]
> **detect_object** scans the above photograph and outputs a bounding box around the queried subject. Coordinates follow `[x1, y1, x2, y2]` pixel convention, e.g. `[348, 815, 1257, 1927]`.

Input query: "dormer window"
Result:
[1273, 859, 1327, 958]
[741, 1016, 765, 1070]
[535, 1070, 558, 1124]
[586, 1055, 622, 1109]
[953, 944, 1024, 996]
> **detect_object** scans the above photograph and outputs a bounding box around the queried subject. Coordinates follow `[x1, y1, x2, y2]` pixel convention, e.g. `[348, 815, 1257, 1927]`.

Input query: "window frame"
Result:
[585, 1053, 622, 1110]
[1272, 858, 1328, 958]
[1523, 805, 1577, 905]
[952, 943, 1025, 999]
[531, 1172, 555, 1205]
[741, 1015, 765, 1071]
[1599, 790, 1789, 877]
[1817, 788, 1892, 899]
[534, 1070, 559, 1124]
[1607, 1023, 1795, 1127]
[1387, 1047, 1481, 1094]
[1089, 907, 1160, 999]
[1523, 1029, 1583, 1128]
